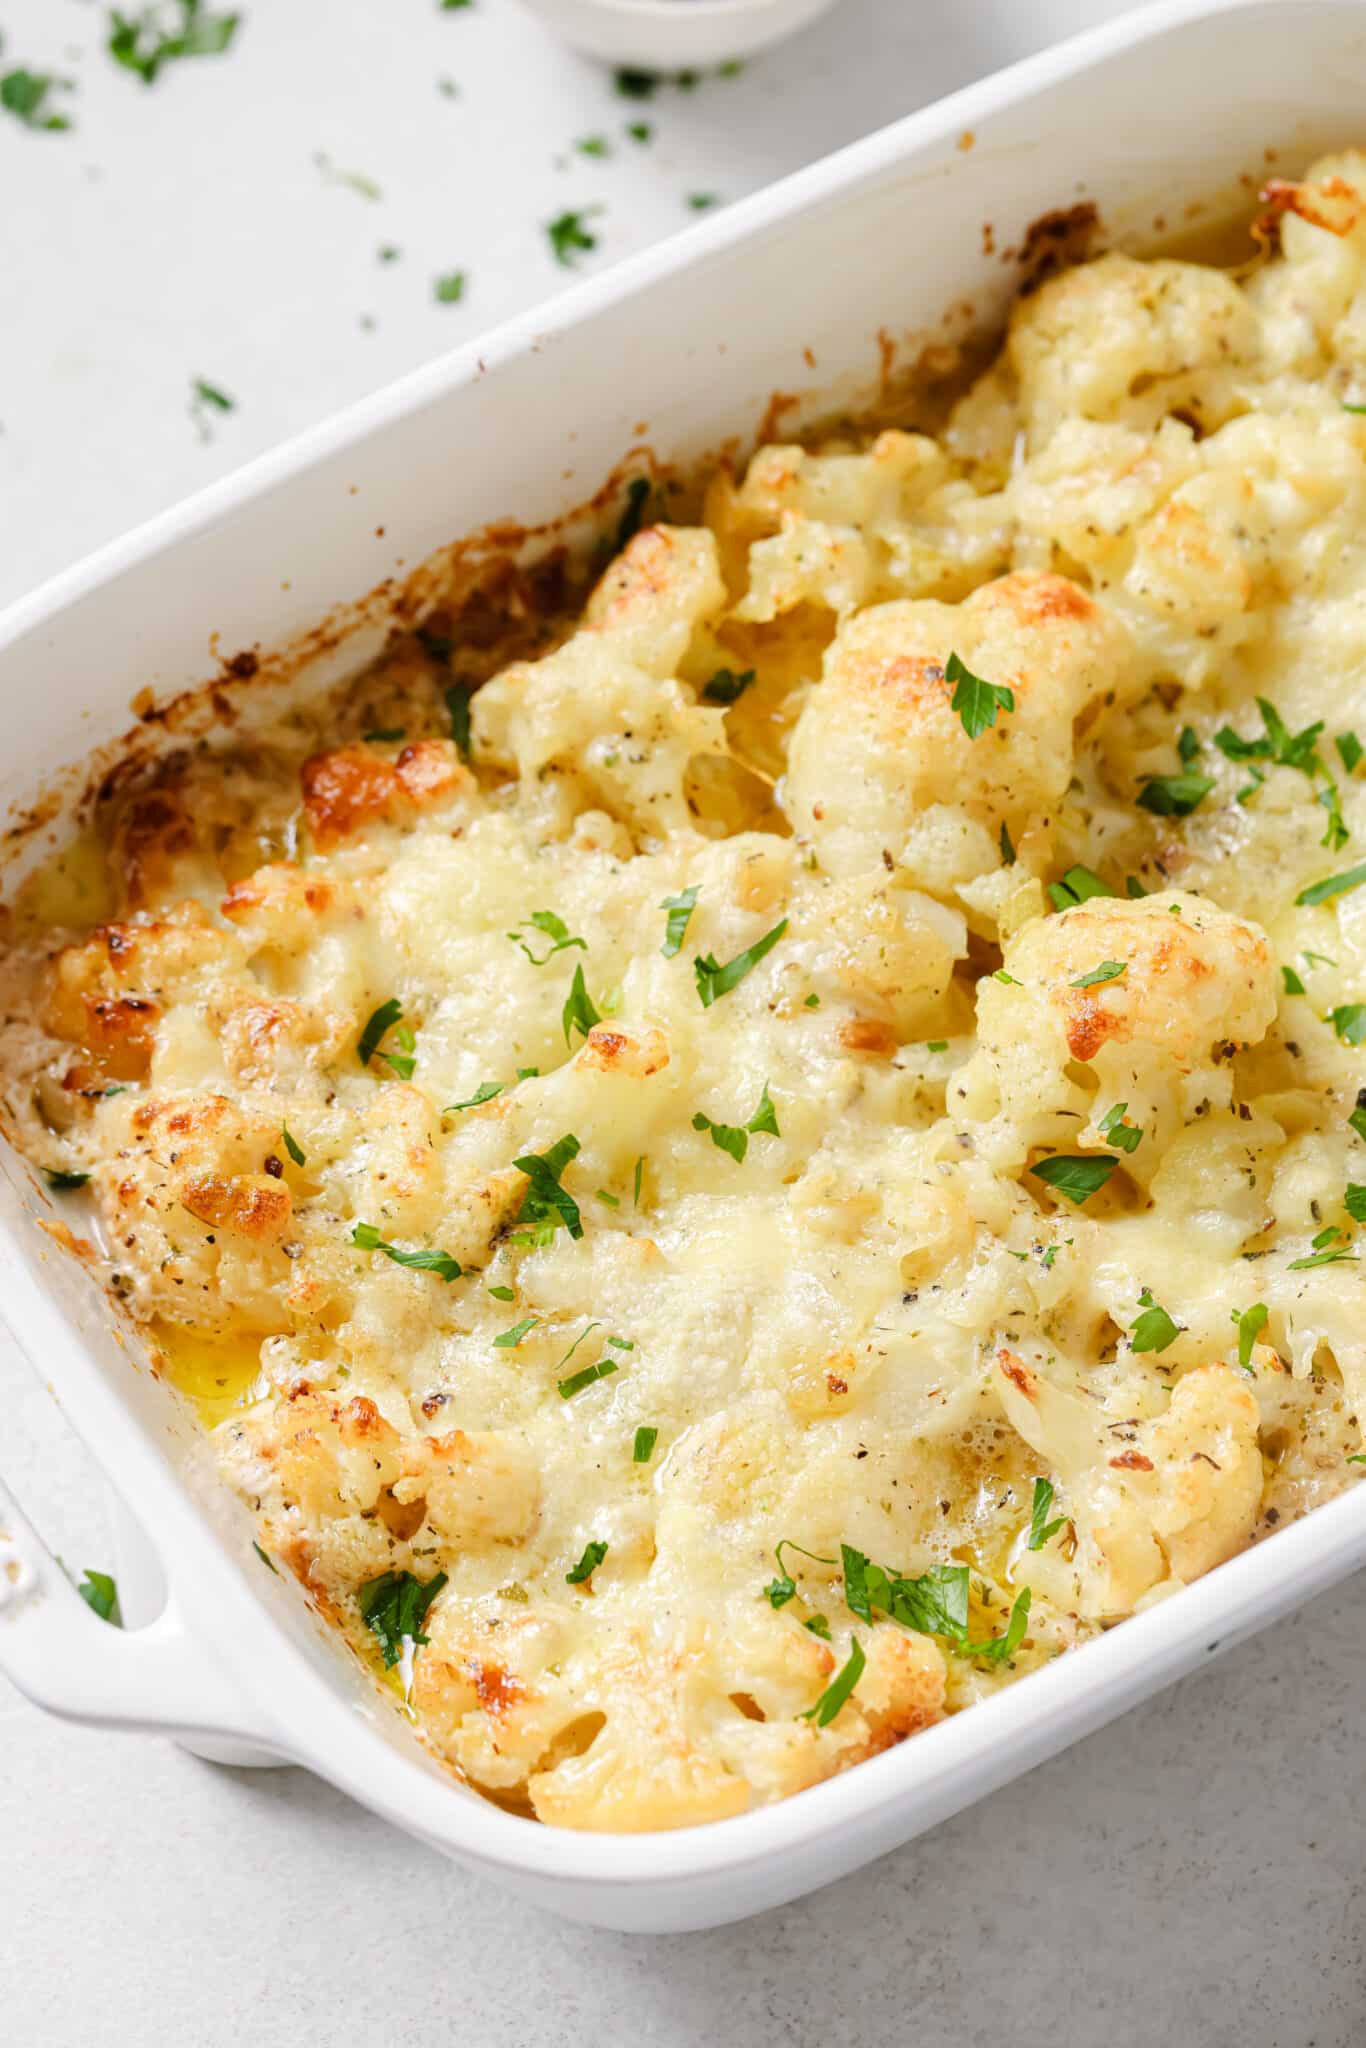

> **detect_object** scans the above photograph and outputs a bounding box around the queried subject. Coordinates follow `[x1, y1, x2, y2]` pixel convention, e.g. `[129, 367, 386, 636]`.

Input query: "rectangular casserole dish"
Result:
[3, 0, 1366, 1934]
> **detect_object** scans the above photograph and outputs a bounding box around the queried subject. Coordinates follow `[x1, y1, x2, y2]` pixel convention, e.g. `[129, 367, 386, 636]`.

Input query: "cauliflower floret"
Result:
[783, 571, 1138, 891]
[392, 1428, 540, 1547]
[998, 1351, 1262, 1618]
[954, 890, 1277, 1179]
[1008, 252, 1260, 448]
[473, 526, 726, 842]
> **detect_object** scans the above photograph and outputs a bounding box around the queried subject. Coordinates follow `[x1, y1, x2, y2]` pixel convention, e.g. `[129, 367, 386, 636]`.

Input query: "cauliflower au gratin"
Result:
[5, 153, 1366, 1833]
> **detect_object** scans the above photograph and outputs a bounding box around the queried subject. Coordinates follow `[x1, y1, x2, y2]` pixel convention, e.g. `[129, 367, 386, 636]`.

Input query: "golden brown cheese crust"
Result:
[4, 152, 1366, 1831]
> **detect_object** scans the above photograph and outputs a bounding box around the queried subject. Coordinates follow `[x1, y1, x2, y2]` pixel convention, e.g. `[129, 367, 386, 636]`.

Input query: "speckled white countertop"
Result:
[3, 1, 1365, 2039]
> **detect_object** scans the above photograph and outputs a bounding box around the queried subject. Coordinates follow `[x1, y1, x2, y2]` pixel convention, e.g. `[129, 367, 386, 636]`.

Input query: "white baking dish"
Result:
[3, 0, 1366, 1935]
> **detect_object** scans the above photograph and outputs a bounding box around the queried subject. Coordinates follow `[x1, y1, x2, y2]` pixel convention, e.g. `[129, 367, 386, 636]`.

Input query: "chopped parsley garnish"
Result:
[281, 1126, 306, 1168]
[800, 1637, 866, 1726]
[546, 207, 600, 266]
[1125, 874, 1149, 898]
[444, 681, 473, 759]
[804, 1614, 832, 1640]
[44, 1168, 89, 1190]
[926, 1039, 948, 1053]
[433, 271, 467, 304]
[1288, 1243, 1358, 1270]
[358, 997, 406, 1068]
[1350, 1092, 1366, 1143]
[562, 963, 602, 1045]
[565, 1539, 608, 1585]
[493, 1316, 539, 1349]
[626, 120, 652, 141]
[1071, 960, 1126, 989]
[1047, 865, 1113, 912]
[1178, 726, 1201, 765]
[613, 66, 657, 97]
[1317, 780, 1349, 852]
[946, 651, 1014, 739]
[357, 1569, 447, 1668]
[1232, 1302, 1268, 1369]
[1097, 1102, 1142, 1153]
[445, 1080, 503, 1113]
[1346, 1184, 1366, 1223]
[576, 133, 609, 156]
[488, 1284, 515, 1301]
[558, 1356, 618, 1399]
[633, 1155, 645, 1207]
[660, 885, 700, 958]
[351, 1223, 461, 1282]
[109, 2, 239, 85]
[253, 1541, 278, 1574]
[377, 244, 401, 263]
[77, 1569, 121, 1624]
[512, 1133, 583, 1240]
[1027, 1478, 1066, 1551]
[1028, 1154, 1119, 1205]
[701, 667, 756, 705]
[762, 1539, 834, 1609]
[632, 1425, 658, 1463]
[1, 68, 71, 130]
[1214, 698, 1325, 777]
[1137, 771, 1214, 817]
[1131, 1287, 1179, 1354]
[613, 475, 651, 552]
[1338, 731, 1363, 775]
[1296, 862, 1366, 907]
[1330, 1004, 1366, 1045]
[1283, 965, 1306, 996]
[999, 821, 1016, 866]
[992, 968, 1021, 986]
[694, 918, 787, 1006]
[364, 726, 406, 743]
[841, 1544, 1031, 1665]
[595, 1188, 619, 1207]
[508, 910, 587, 965]
[692, 1080, 781, 1164]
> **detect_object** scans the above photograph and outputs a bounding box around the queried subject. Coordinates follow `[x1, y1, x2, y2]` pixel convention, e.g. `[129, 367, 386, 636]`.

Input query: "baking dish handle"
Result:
[0, 1471, 280, 1756]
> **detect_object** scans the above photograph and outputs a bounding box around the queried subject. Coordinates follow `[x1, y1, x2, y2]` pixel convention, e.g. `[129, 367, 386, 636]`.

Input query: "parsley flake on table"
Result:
[687, 192, 720, 211]
[546, 207, 601, 266]
[312, 150, 381, 200]
[1028, 1154, 1119, 1205]
[694, 918, 787, 1006]
[946, 651, 1014, 739]
[189, 377, 234, 440]
[109, 1, 238, 84]
[576, 134, 610, 157]
[433, 270, 467, 304]
[357, 1569, 447, 1668]
[351, 1223, 461, 1282]
[1, 67, 72, 130]
[613, 67, 658, 97]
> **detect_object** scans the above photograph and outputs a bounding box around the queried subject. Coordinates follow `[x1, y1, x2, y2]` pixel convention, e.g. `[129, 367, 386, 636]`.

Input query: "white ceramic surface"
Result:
[511, 0, 842, 70]
[3, 0, 1366, 1937]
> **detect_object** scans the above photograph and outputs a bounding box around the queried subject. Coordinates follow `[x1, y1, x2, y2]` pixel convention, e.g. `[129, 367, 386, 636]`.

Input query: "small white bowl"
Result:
[513, 0, 841, 71]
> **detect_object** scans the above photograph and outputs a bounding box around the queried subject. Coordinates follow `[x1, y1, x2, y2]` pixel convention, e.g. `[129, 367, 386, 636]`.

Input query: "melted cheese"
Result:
[4, 153, 1366, 1832]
